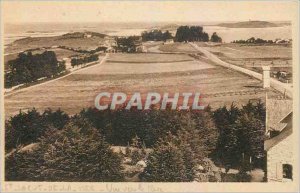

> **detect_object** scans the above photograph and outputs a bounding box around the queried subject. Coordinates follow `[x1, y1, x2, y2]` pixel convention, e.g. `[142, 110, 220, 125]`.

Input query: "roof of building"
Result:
[266, 98, 292, 131]
[280, 111, 293, 123]
[265, 111, 292, 151]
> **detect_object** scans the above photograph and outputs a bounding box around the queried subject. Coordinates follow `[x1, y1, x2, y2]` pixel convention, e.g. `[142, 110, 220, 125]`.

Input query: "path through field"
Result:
[4, 48, 283, 119]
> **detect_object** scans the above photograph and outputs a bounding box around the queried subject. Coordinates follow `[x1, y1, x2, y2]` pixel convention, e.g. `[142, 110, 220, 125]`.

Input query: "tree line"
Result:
[141, 30, 173, 41]
[116, 36, 141, 53]
[116, 26, 222, 53]
[5, 51, 66, 88]
[232, 37, 274, 44]
[175, 26, 208, 42]
[5, 101, 265, 182]
[140, 25, 223, 44]
[5, 106, 217, 152]
[71, 54, 99, 67]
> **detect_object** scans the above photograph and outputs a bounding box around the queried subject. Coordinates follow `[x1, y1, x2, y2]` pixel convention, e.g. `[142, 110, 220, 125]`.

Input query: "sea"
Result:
[4, 22, 292, 46]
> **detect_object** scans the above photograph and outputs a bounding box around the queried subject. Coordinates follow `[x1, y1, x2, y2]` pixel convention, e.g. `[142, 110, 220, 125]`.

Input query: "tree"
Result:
[210, 32, 222, 42]
[5, 123, 124, 181]
[175, 26, 211, 42]
[142, 139, 188, 182]
[162, 30, 173, 41]
[5, 108, 47, 152]
[141, 30, 172, 41]
[142, 111, 218, 182]
[212, 102, 266, 171]
[5, 108, 70, 152]
[42, 108, 70, 129]
[116, 36, 140, 53]
[5, 51, 65, 88]
[175, 26, 191, 42]
[202, 32, 209, 42]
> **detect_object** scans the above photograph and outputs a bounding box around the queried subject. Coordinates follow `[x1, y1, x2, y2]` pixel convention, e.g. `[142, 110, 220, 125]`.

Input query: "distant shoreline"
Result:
[217, 21, 291, 28]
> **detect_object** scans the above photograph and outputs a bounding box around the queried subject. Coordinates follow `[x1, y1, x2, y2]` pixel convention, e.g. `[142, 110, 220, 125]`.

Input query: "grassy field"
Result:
[158, 42, 198, 53]
[198, 43, 292, 74]
[4, 51, 283, 119]
[201, 43, 292, 59]
[34, 48, 80, 59]
[106, 53, 193, 63]
[144, 42, 198, 53]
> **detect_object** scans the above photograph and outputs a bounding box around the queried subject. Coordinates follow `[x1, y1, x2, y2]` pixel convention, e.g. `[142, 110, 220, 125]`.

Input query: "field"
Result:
[105, 53, 193, 63]
[4, 51, 283, 119]
[198, 43, 293, 74]
[200, 43, 292, 59]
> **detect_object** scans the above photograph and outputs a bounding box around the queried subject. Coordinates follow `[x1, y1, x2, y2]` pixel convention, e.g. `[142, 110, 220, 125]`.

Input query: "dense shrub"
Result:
[130, 149, 144, 165]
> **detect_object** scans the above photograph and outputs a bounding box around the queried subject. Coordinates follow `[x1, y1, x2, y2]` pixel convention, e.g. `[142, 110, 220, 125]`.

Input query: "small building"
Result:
[106, 47, 116, 53]
[265, 111, 293, 182]
[164, 39, 174, 44]
[104, 37, 117, 47]
[84, 34, 92, 38]
[136, 45, 147, 53]
[275, 38, 291, 44]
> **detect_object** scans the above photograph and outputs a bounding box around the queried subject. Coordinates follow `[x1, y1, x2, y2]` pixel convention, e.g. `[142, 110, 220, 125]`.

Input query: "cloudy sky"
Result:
[2, 1, 298, 23]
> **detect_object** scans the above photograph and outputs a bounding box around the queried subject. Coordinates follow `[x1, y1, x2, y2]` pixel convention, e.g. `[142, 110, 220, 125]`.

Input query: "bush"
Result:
[131, 149, 143, 165]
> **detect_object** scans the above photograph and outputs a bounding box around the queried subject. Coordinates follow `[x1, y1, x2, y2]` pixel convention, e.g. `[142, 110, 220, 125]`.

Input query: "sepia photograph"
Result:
[0, 0, 299, 192]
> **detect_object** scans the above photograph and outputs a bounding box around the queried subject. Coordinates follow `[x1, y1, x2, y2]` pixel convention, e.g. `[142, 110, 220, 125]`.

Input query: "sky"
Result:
[2, 1, 298, 23]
